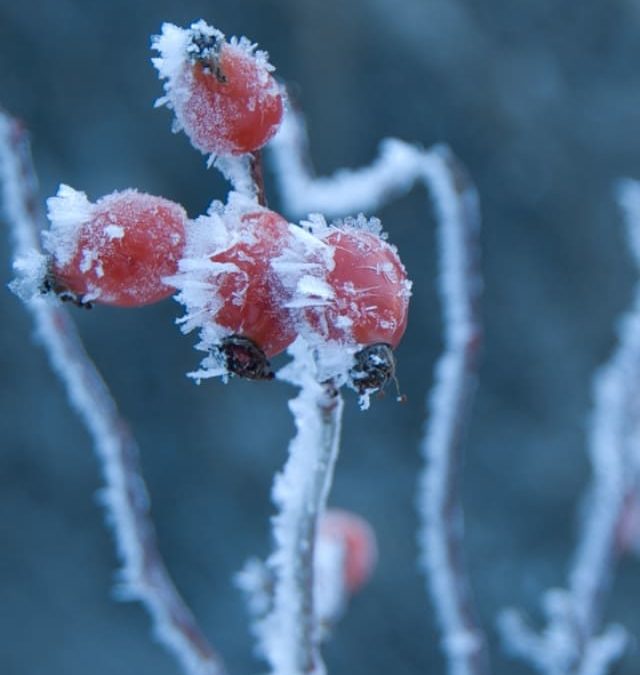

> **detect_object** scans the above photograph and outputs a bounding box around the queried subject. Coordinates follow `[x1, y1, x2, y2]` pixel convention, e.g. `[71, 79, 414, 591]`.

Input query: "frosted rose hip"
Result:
[45, 186, 186, 307]
[210, 209, 297, 357]
[305, 219, 411, 348]
[153, 21, 284, 156]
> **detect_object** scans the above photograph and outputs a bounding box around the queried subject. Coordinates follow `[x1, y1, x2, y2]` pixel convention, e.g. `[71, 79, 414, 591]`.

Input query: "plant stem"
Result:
[0, 109, 227, 675]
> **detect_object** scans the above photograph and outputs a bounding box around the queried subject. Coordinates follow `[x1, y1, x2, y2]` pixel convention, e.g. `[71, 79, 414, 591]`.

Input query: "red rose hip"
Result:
[170, 199, 306, 379]
[153, 21, 284, 156]
[210, 208, 297, 358]
[44, 186, 186, 307]
[305, 216, 411, 349]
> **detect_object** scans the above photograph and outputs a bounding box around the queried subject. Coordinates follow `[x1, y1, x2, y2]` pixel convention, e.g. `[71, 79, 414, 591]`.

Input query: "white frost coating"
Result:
[271, 227, 333, 310]
[43, 183, 92, 266]
[313, 536, 347, 630]
[270, 109, 423, 218]
[576, 625, 627, 675]
[169, 191, 336, 380]
[498, 180, 640, 675]
[152, 20, 279, 159]
[213, 154, 259, 199]
[416, 152, 486, 675]
[152, 22, 194, 93]
[238, 532, 348, 656]
[273, 104, 488, 671]
[252, 337, 343, 675]
[10, 248, 48, 300]
[169, 193, 258, 377]
[498, 608, 627, 675]
[0, 111, 226, 675]
[152, 20, 274, 93]
[271, 221, 363, 387]
[295, 275, 334, 302]
[105, 224, 124, 239]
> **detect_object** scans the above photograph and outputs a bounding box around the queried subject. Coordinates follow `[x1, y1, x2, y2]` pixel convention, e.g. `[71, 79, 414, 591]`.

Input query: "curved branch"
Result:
[269, 109, 488, 675]
[0, 109, 227, 675]
[497, 182, 640, 675]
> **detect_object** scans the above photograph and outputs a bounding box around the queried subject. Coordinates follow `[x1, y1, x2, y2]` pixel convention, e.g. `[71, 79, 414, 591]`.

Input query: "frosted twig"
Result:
[416, 152, 487, 675]
[0, 110, 226, 675]
[270, 108, 488, 675]
[253, 339, 344, 675]
[498, 179, 640, 675]
[269, 108, 423, 218]
[249, 150, 268, 207]
[212, 153, 260, 203]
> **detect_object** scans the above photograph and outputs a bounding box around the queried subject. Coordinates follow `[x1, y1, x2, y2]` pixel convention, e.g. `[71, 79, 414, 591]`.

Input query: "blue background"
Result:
[2, 1, 640, 674]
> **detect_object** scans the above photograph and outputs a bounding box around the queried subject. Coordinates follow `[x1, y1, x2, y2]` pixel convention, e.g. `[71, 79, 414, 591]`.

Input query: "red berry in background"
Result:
[153, 21, 284, 156]
[318, 509, 377, 594]
[305, 216, 411, 348]
[210, 208, 296, 358]
[44, 186, 186, 307]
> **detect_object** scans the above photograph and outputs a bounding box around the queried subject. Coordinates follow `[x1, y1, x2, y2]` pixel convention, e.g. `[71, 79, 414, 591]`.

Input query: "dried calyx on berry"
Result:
[185, 24, 226, 82]
[40, 263, 93, 309]
[215, 335, 275, 381]
[152, 20, 284, 157]
[348, 343, 400, 398]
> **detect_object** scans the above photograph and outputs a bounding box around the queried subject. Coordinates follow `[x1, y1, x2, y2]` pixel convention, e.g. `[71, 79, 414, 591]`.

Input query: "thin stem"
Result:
[0, 109, 227, 675]
[417, 150, 487, 675]
[269, 108, 488, 675]
[250, 150, 268, 207]
[496, 182, 640, 675]
[258, 340, 344, 675]
[566, 180, 640, 656]
[212, 152, 266, 206]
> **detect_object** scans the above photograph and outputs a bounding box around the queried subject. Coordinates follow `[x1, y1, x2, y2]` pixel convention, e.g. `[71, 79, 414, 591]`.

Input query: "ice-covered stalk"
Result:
[256, 340, 344, 675]
[270, 107, 488, 675]
[417, 151, 487, 675]
[497, 181, 640, 675]
[269, 108, 424, 218]
[213, 152, 264, 204]
[0, 109, 226, 675]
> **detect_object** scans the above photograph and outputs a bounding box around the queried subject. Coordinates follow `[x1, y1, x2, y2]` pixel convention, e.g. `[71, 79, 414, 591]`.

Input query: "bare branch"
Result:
[0, 109, 227, 675]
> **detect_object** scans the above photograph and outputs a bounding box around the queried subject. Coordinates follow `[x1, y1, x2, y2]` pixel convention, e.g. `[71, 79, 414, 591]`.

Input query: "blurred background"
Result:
[2, 0, 640, 673]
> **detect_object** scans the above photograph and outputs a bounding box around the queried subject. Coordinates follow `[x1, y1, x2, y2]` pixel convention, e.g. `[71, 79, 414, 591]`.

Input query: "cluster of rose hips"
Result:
[41, 20, 411, 395]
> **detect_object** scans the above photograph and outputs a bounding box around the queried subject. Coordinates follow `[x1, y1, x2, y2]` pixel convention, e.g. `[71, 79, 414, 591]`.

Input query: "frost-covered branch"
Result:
[270, 108, 427, 218]
[416, 151, 487, 675]
[0, 110, 226, 675]
[270, 108, 488, 675]
[244, 339, 344, 675]
[498, 179, 640, 675]
[213, 152, 265, 206]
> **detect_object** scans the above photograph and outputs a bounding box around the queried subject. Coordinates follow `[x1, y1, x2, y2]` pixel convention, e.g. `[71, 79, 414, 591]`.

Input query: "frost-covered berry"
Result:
[44, 185, 186, 307]
[171, 197, 307, 380]
[316, 509, 377, 595]
[153, 21, 284, 156]
[305, 215, 411, 349]
[210, 208, 297, 358]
